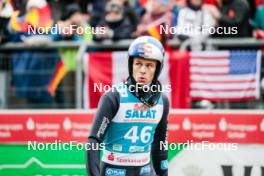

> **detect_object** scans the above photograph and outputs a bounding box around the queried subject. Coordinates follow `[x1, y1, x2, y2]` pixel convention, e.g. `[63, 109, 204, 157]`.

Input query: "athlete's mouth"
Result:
[138, 77, 146, 82]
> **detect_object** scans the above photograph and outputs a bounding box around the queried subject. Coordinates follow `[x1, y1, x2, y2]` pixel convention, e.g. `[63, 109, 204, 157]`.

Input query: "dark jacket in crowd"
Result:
[216, 0, 252, 38]
[0, 17, 11, 71]
[0, 17, 10, 44]
[95, 16, 135, 41]
[89, 0, 107, 27]
[124, 1, 140, 32]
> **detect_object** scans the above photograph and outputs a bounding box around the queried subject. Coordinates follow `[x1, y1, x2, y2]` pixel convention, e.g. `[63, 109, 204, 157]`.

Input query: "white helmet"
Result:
[128, 36, 165, 80]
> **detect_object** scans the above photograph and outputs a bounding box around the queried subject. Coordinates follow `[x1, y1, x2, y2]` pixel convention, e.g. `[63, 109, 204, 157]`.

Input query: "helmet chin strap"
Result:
[126, 77, 162, 107]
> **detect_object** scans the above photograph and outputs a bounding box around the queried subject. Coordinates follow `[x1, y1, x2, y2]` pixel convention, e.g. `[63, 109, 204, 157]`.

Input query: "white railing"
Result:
[0, 38, 263, 109]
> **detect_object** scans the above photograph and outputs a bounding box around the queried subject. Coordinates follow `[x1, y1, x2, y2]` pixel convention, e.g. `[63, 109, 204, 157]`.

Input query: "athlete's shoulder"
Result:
[161, 93, 169, 107]
[97, 88, 120, 117]
[102, 88, 120, 106]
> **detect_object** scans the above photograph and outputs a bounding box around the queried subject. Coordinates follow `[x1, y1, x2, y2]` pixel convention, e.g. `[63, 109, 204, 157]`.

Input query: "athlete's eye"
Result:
[135, 62, 142, 66]
[146, 64, 154, 68]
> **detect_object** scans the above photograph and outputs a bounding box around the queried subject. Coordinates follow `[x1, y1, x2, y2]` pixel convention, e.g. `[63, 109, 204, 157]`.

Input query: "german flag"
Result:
[147, 25, 162, 41]
[10, 2, 52, 33]
[48, 60, 68, 96]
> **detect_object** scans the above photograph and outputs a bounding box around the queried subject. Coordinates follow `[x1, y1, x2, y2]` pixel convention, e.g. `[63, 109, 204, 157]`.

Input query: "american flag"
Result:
[190, 50, 262, 101]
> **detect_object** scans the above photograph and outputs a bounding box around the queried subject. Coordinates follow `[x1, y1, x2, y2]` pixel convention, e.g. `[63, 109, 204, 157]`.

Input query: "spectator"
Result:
[212, 0, 252, 38]
[0, 0, 14, 108]
[47, 3, 93, 97]
[10, 0, 27, 11]
[8, 0, 61, 108]
[175, 0, 216, 47]
[59, 3, 92, 40]
[93, 0, 136, 41]
[120, 0, 140, 32]
[0, 0, 13, 44]
[46, 0, 64, 22]
[170, 0, 186, 28]
[253, 0, 264, 39]
[134, 0, 174, 42]
[132, 0, 148, 17]
[89, 0, 107, 27]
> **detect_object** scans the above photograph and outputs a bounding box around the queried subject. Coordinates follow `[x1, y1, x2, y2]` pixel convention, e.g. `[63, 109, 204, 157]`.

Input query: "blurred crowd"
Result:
[0, 0, 264, 109]
[0, 0, 264, 44]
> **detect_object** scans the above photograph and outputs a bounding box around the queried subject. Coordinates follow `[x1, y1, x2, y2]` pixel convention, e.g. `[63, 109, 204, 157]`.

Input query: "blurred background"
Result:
[0, 0, 264, 176]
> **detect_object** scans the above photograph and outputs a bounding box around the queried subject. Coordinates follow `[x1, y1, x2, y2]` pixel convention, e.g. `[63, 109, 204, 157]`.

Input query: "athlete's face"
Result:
[132, 58, 157, 85]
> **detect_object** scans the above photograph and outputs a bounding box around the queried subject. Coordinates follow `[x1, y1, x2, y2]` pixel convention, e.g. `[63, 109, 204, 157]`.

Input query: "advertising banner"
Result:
[0, 110, 263, 176]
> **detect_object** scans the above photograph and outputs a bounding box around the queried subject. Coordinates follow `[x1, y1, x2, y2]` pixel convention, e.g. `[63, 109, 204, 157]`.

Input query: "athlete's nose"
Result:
[139, 65, 147, 74]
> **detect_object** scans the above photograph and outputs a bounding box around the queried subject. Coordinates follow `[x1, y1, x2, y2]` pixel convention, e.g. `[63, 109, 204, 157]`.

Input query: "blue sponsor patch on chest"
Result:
[106, 168, 126, 176]
[140, 164, 151, 175]
[125, 109, 156, 119]
[161, 160, 168, 170]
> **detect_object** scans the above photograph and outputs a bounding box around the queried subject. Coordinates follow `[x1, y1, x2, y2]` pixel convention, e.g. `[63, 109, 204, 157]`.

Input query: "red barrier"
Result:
[0, 110, 263, 144]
